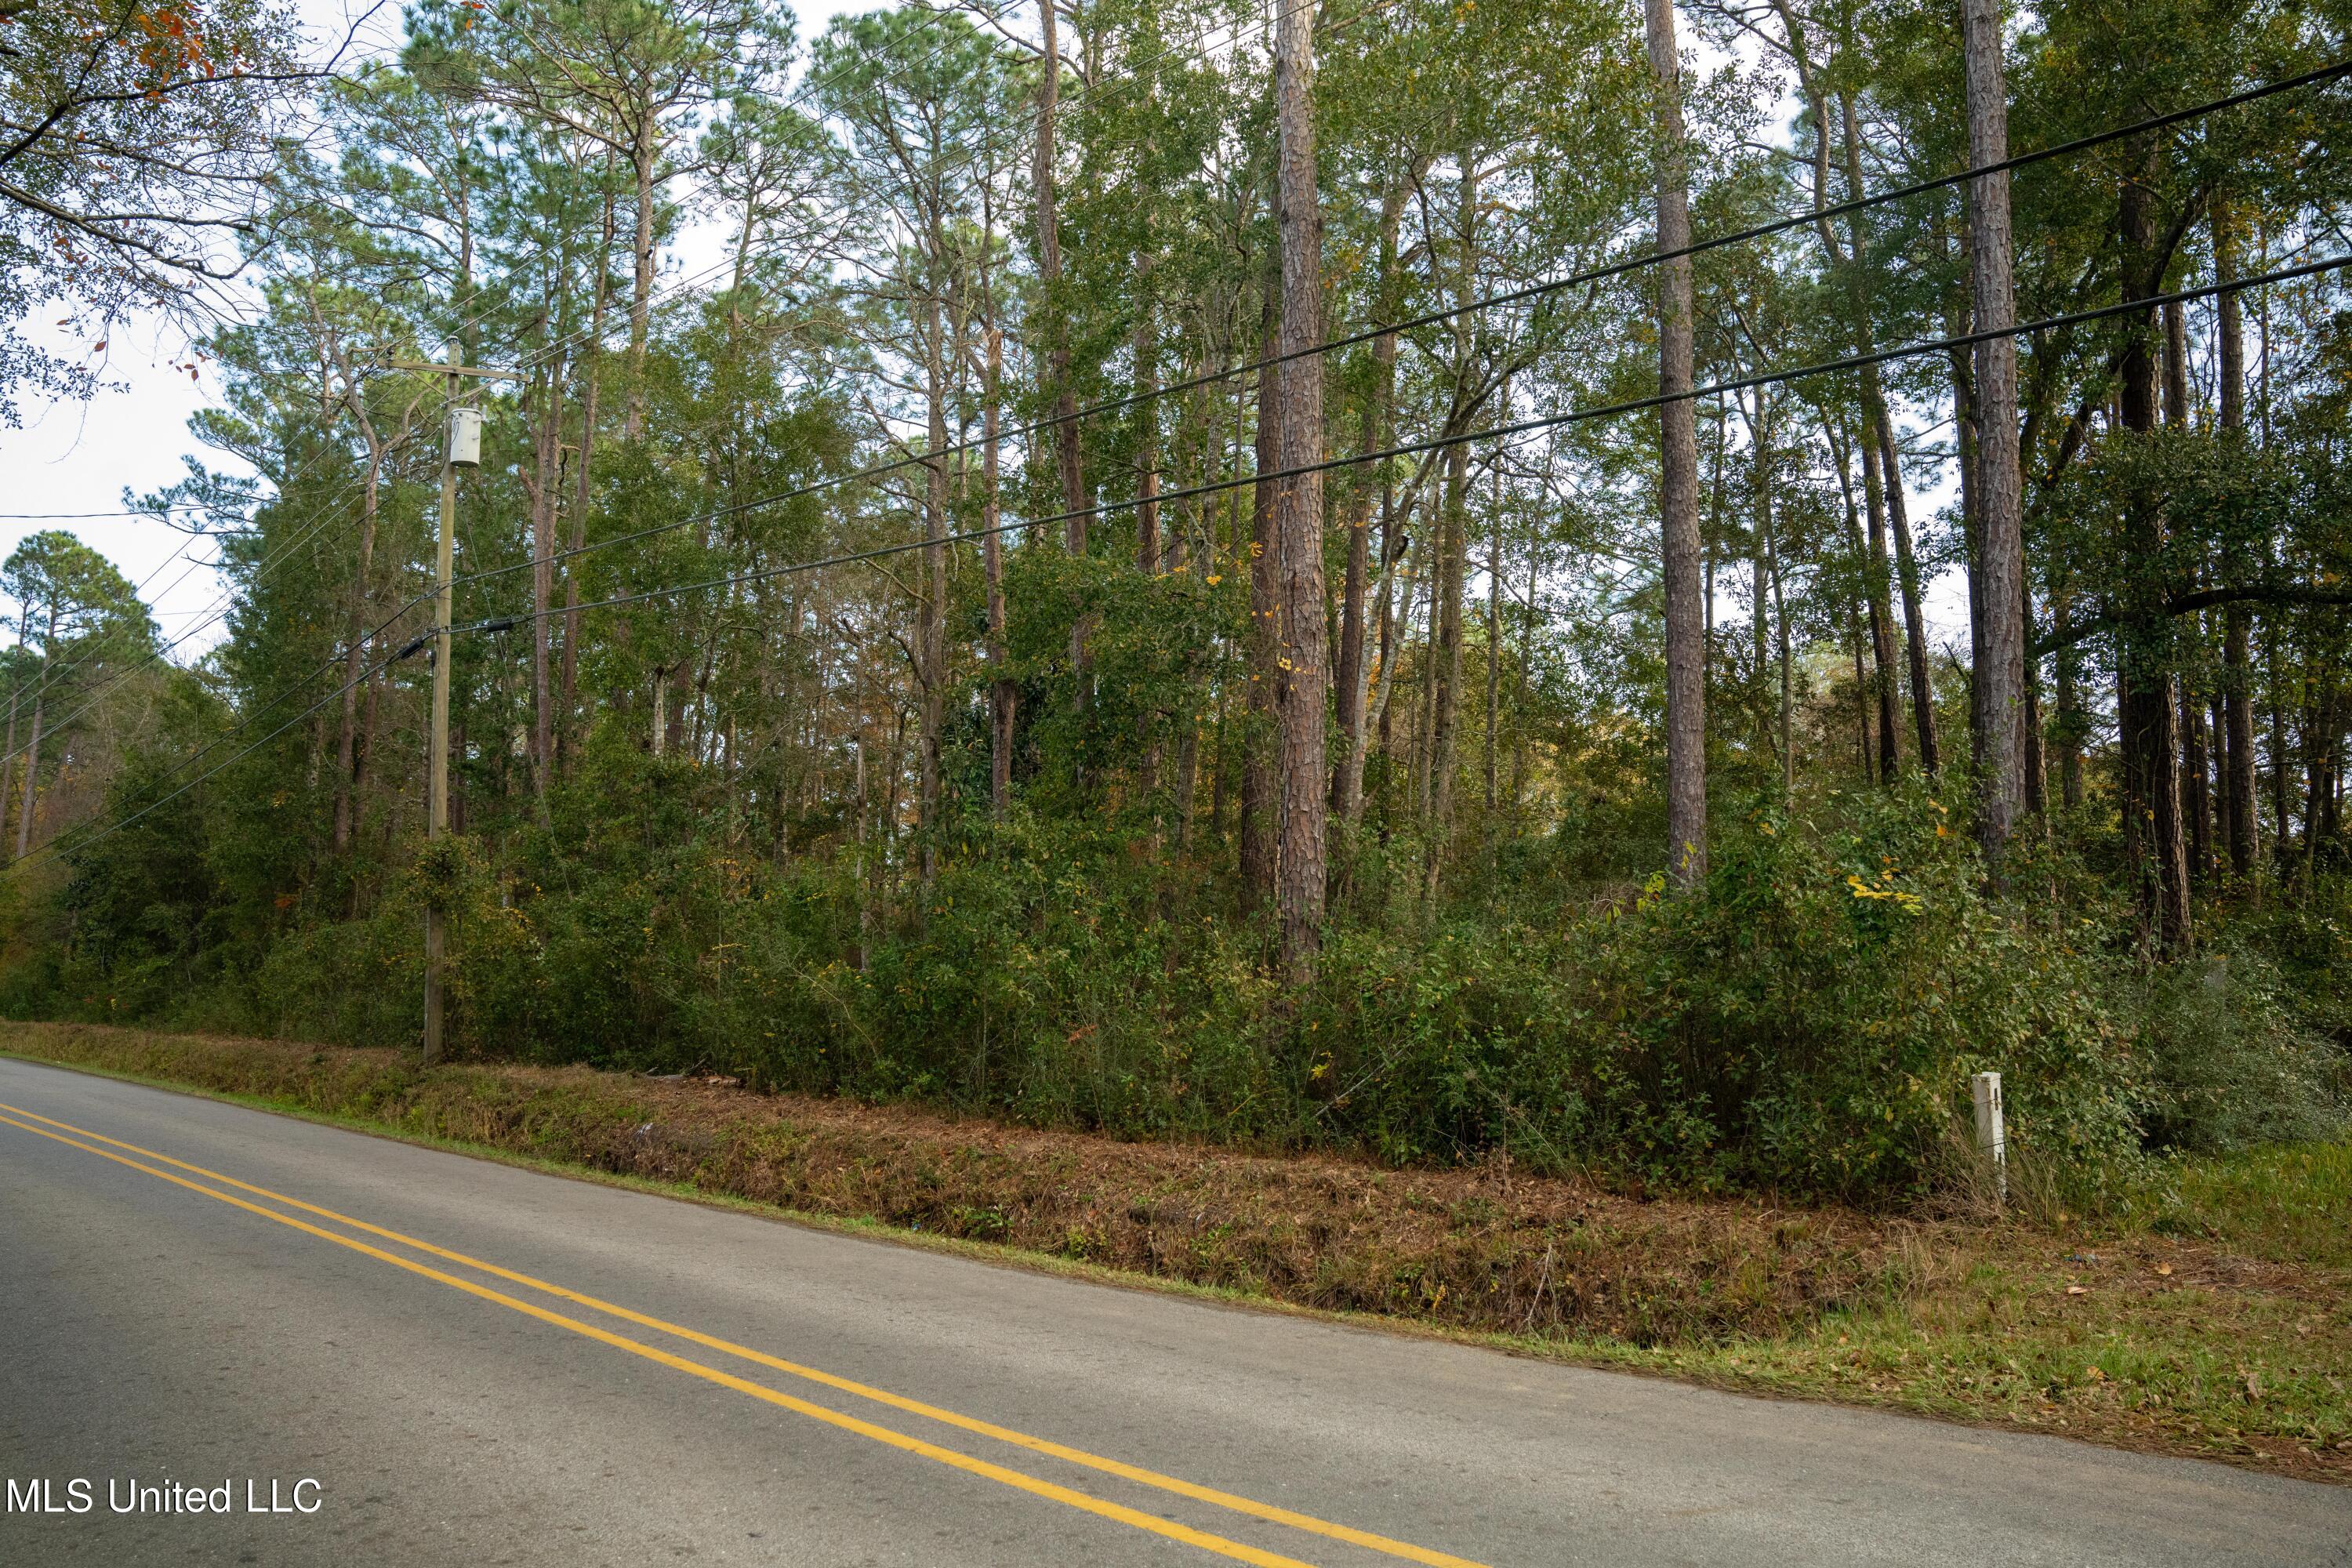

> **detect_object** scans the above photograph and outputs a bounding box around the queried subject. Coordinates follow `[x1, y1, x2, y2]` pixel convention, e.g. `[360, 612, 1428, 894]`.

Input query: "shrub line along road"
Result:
[0, 1057, 2344, 1567]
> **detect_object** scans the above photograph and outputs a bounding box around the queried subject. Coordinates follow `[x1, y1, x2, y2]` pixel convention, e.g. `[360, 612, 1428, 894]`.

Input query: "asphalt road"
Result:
[0, 1057, 2345, 1568]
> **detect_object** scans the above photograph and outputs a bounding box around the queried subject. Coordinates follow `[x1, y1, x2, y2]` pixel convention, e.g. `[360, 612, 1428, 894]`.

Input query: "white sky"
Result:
[0, 0, 1971, 666]
[0, 0, 872, 660]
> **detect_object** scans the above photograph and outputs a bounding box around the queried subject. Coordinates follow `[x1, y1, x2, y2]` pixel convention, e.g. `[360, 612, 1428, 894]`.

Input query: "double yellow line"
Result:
[0, 1098, 1488, 1568]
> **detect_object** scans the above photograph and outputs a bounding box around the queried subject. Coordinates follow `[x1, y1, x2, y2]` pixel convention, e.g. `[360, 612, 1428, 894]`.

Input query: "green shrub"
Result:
[13, 733, 2345, 1207]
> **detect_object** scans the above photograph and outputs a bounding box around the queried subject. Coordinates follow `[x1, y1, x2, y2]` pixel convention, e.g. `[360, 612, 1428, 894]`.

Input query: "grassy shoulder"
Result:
[2, 1019, 2344, 1483]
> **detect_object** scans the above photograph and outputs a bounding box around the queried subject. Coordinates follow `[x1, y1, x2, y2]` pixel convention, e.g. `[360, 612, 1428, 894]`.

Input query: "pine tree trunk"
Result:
[2269, 625, 2290, 861]
[2118, 151, 2191, 949]
[1424, 441, 1468, 905]
[1238, 289, 1281, 916]
[1485, 423, 1505, 816]
[983, 269, 1013, 817]
[1133, 260, 1163, 815]
[2055, 576, 2085, 807]
[1962, 0, 2027, 879]
[2216, 199, 2257, 873]
[561, 177, 617, 769]
[1859, 433, 1902, 779]
[1826, 416, 1875, 779]
[1832, 89, 1939, 776]
[16, 604, 53, 858]
[2021, 573, 2047, 816]
[336, 447, 383, 850]
[2182, 677, 2212, 883]
[2163, 300, 2190, 428]
[2, 685, 16, 855]
[531, 368, 561, 795]
[1035, 0, 1089, 705]
[1331, 180, 1406, 826]
[1271, 0, 1329, 975]
[1877, 419, 1939, 775]
[919, 293, 949, 882]
[626, 123, 656, 441]
[1646, 0, 1706, 886]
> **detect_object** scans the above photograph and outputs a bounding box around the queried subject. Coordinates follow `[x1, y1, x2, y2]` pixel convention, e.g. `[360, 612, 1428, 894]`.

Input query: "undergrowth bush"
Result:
[7, 752, 2343, 1205]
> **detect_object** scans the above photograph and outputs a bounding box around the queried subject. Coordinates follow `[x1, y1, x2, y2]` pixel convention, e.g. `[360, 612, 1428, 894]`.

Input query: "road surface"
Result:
[1, 1055, 2344, 1566]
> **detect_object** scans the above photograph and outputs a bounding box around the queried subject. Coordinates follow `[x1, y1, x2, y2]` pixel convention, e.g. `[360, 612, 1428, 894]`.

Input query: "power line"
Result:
[21, 43, 2343, 866]
[13, 635, 409, 875]
[42, 0, 1249, 693]
[0, 0, 1330, 858]
[0, 396, 458, 775]
[404, 0, 1371, 604]
[0, 0, 1164, 826]
[0, 506, 214, 521]
[437, 56, 2351, 602]
[428, 252, 2351, 640]
[16, 0, 1024, 720]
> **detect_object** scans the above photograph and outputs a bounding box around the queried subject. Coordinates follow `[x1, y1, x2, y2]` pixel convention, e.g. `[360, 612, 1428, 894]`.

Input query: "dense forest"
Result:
[2, 0, 2347, 1203]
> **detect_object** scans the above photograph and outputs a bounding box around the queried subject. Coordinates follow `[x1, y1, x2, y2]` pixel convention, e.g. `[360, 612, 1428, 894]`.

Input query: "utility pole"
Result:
[390, 345, 515, 1065]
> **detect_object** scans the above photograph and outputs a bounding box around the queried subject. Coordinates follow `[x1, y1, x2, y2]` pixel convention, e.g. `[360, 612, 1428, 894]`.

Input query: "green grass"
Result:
[2161, 1142, 2352, 1269]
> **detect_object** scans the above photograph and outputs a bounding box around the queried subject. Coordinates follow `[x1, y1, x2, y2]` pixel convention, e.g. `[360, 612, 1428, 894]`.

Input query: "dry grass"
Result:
[3, 1020, 2344, 1483]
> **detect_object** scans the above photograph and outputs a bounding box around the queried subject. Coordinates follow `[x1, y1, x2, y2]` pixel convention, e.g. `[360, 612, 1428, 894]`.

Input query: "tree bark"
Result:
[1825, 416, 1875, 779]
[1331, 178, 1407, 826]
[530, 365, 561, 794]
[2268, 620, 2289, 858]
[2215, 198, 2257, 873]
[918, 291, 949, 881]
[1423, 154, 1483, 904]
[1485, 410, 1507, 815]
[1238, 283, 1281, 916]
[2181, 675, 2212, 882]
[1877, 419, 1939, 776]
[336, 434, 385, 850]
[2, 683, 16, 855]
[626, 120, 655, 441]
[561, 176, 617, 768]
[982, 225, 1013, 817]
[1962, 0, 2027, 879]
[2054, 573, 2085, 807]
[2022, 573, 2046, 816]
[1424, 439, 1468, 904]
[2163, 299, 2190, 429]
[2118, 151, 2192, 949]
[1829, 87, 1938, 776]
[1858, 430, 1901, 779]
[1036, 1, 1083, 519]
[1646, 0, 1706, 886]
[15, 604, 52, 858]
[1270, 0, 1329, 976]
[1134, 265, 1161, 580]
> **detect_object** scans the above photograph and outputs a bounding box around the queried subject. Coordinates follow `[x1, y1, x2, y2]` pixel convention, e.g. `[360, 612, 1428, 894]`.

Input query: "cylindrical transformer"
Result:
[447, 407, 483, 468]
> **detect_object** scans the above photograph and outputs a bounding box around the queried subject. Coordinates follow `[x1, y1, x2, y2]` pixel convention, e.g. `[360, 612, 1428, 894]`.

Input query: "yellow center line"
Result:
[0, 1099, 1491, 1568]
[0, 1110, 1328, 1568]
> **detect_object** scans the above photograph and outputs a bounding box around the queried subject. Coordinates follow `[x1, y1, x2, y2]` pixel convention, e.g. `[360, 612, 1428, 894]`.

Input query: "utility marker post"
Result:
[1972, 1070, 2006, 1206]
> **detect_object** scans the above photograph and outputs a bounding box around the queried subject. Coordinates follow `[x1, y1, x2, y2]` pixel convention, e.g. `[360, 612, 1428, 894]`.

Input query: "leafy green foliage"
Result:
[31, 735, 2341, 1203]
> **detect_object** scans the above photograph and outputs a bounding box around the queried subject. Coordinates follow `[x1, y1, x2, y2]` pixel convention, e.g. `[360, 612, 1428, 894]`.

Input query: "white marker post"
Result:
[1972, 1071, 2007, 1205]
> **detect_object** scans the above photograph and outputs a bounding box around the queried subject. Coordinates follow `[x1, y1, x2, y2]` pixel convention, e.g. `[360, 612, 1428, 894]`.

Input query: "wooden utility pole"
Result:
[397, 346, 516, 1065]
[426, 346, 463, 1065]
